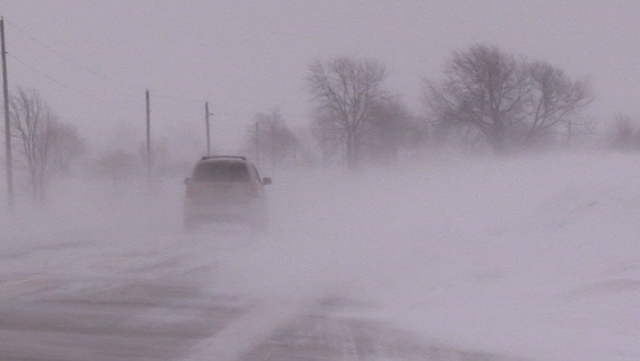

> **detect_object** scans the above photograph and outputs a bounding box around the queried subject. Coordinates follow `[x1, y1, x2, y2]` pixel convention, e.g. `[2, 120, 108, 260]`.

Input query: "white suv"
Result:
[183, 156, 271, 231]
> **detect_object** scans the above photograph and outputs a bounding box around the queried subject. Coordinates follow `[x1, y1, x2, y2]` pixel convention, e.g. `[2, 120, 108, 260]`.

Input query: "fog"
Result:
[3, 1, 640, 360]
[2, 151, 640, 360]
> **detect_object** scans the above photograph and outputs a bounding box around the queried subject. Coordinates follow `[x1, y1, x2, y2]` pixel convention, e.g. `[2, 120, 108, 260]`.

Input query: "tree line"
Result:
[251, 44, 598, 170]
[4, 43, 638, 201]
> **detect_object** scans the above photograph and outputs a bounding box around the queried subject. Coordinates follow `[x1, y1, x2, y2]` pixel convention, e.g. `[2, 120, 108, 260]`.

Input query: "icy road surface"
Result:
[1, 152, 640, 361]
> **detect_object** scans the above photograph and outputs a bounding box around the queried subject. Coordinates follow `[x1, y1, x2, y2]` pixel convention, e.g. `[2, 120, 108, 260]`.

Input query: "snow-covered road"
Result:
[1, 151, 639, 360]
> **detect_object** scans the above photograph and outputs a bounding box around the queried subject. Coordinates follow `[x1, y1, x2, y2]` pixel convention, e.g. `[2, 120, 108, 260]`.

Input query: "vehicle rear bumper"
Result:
[184, 202, 266, 224]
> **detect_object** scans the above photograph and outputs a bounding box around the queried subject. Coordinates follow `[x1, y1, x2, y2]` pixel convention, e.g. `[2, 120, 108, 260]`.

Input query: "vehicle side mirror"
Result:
[262, 177, 272, 185]
[184, 177, 191, 185]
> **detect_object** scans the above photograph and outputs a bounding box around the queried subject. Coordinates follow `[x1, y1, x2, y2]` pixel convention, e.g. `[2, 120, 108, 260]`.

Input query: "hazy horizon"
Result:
[3, 1, 640, 154]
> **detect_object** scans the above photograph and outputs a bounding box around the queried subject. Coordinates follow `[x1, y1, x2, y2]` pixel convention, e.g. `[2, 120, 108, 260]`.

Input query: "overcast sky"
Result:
[3, 0, 640, 155]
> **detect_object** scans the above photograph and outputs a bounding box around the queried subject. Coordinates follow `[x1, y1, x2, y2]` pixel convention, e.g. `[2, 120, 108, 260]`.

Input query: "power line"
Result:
[5, 19, 209, 113]
[7, 53, 91, 97]
[5, 19, 148, 100]
[8, 53, 142, 114]
[6, 19, 114, 82]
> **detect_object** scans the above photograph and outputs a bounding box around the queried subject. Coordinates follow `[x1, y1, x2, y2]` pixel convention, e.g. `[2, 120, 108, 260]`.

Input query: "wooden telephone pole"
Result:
[146, 90, 151, 180]
[1, 17, 14, 210]
[255, 121, 260, 165]
[205, 102, 213, 156]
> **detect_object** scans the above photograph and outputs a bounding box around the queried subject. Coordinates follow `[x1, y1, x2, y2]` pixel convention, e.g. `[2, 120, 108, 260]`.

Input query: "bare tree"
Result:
[245, 109, 297, 169]
[425, 44, 592, 152]
[523, 61, 593, 144]
[307, 57, 389, 168]
[365, 98, 421, 164]
[9, 88, 58, 202]
[611, 113, 640, 150]
[426, 45, 528, 152]
[49, 122, 86, 177]
[311, 111, 345, 166]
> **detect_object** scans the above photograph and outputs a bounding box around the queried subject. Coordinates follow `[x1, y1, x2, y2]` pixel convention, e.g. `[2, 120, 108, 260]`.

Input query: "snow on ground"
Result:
[1, 150, 640, 360]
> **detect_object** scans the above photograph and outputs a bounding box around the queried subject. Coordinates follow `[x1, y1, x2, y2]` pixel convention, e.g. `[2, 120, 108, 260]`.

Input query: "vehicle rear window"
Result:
[193, 162, 251, 182]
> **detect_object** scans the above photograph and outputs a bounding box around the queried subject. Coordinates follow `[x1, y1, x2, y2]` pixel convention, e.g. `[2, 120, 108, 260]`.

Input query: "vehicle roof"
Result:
[198, 155, 249, 163]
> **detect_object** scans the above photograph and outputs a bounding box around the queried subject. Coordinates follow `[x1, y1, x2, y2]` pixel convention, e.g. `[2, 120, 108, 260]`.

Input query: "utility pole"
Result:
[1, 17, 14, 211]
[205, 102, 213, 156]
[145, 89, 151, 180]
[293, 135, 297, 167]
[255, 121, 260, 165]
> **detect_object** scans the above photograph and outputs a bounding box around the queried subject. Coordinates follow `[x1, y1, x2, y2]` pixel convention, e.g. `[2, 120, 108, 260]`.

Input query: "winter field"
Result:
[1, 150, 640, 360]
